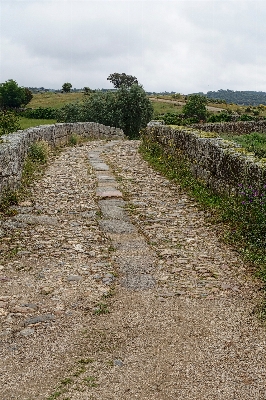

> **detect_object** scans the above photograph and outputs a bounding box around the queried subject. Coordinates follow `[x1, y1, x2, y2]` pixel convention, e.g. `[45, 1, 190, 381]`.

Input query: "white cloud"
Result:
[0, 0, 265, 92]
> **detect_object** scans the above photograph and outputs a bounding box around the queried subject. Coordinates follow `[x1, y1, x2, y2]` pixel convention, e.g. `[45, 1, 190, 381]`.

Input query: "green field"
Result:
[19, 117, 57, 130]
[18, 92, 266, 130]
[220, 132, 266, 159]
[28, 92, 83, 109]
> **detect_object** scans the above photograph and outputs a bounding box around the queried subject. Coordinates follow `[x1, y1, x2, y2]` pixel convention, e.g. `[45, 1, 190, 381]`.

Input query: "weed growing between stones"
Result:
[68, 133, 82, 146]
[93, 302, 109, 315]
[140, 135, 266, 306]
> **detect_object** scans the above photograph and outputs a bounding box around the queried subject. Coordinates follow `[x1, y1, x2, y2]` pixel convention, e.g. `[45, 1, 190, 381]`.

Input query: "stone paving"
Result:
[0, 139, 266, 399]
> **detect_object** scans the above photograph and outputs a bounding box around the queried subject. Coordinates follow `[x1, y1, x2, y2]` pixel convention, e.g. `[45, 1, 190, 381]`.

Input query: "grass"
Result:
[139, 137, 266, 293]
[220, 132, 266, 159]
[149, 95, 266, 119]
[93, 302, 109, 315]
[28, 92, 84, 109]
[19, 117, 57, 130]
[150, 100, 183, 116]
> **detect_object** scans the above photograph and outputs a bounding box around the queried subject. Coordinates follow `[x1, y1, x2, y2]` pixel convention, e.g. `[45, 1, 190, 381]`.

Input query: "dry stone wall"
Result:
[0, 122, 124, 195]
[143, 125, 266, 195]
[191, 120, 266, 135]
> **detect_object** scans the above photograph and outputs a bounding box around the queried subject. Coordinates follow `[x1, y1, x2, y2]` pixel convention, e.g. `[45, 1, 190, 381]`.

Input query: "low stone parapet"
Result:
[142, 125, 266, 195]
[0, 122, 124, 195]
[191, 120, 266, 135]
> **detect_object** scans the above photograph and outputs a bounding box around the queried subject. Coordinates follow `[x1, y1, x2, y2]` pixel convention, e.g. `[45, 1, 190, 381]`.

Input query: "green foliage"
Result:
[0, 79, 32, 109]
[83, 86, 93, 95]
[207, 111, 233, 123]
[68, 134, 82, 146]
[0, 110, 20, 135]
[205, 89, 266, 106]
[115, 84, 153, 138]
[0, 189, 19, 213]
[107, 72, 138, 88]
[22, 107, 58, 119]
[83, 376, 98, 387]
[154, 112, 196, 126]
[182, 94, 208, 122]
[19, 117, 57, 130]
[24, 88, 33, 104]
[28, 140, 50, 163]
[93, 302, 109, 315]
[223, 132, 266, 159]
[62, 82, 72, 93]
[57, 84, 153, 138]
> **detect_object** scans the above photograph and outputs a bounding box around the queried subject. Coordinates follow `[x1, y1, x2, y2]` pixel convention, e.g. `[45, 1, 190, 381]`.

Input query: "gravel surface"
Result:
[0, 139, 265, 399]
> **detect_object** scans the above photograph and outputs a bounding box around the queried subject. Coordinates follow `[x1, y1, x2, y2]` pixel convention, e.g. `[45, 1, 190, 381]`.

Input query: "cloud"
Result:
[0, 0, 265, 92]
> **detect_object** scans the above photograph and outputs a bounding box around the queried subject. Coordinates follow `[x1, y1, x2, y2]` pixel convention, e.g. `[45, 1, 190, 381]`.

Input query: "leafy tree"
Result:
[62, 82, 72, 93]
[114, 84, 153, 138]
[0, 79, 31, 109]
[24, 88, 33, 104]
[83, 87, 93, 95]
[0, 110, 20, 135]
[57, 82, 153, 138]
[107, 72, 138, 89]
[182, 94, 208, 122]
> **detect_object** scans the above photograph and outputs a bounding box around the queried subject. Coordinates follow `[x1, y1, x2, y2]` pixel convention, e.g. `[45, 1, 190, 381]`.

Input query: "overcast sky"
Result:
[0, 0, 265, 93]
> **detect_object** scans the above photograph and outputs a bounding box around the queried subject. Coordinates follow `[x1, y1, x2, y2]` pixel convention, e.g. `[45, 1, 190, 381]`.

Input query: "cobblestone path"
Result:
[0, 140, 265, 399]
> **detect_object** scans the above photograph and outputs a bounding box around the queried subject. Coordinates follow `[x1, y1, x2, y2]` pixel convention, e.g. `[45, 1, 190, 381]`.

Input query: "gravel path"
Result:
[0, 139, 265, 399]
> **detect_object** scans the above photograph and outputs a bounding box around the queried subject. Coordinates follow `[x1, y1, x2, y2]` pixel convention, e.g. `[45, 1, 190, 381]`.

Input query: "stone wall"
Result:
[191, 120, 266, 135]
[143, 125, 266, 195]
[0, 122, 124, 195]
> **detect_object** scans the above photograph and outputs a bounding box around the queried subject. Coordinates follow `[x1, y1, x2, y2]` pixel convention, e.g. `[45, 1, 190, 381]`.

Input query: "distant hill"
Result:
[191, 90, 266, 106]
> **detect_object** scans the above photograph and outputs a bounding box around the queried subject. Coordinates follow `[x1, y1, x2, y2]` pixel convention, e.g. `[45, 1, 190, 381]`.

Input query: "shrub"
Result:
[28, 140, 50, 163]
[57, 84, 153, 139]
[182, 94, 208, 122]
[22, 107, 58, 119]
[0, 79, 32, 108]
[0, 110, 20, 135]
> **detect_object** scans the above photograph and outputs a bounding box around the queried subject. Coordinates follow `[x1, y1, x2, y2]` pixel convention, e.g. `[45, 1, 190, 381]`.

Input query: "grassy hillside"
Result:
[28, 92, 84, 109]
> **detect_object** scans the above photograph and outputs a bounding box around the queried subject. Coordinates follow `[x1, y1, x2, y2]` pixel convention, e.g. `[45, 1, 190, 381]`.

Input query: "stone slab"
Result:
[98, 200, 127, 220]
[99, 219, 136, 234]
[115, 255, 155, 274]
[121, 274, 156, 290]
[97, 175, 116, 182]
[90, 162, 109, 171]
[96, 189, 123, 199]
[14, 214, 58, 225]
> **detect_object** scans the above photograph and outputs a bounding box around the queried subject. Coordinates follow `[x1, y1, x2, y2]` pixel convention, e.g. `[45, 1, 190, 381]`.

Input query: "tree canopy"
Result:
[182, 94, 208, 122]
[62, 82, 72, 93]
[0, 79, 32, 109]
[57, 80, 153, 138]
[107, 73, 138, 89]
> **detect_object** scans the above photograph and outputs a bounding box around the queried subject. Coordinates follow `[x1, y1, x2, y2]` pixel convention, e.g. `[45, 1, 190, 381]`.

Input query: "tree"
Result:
[62, 82, 72, 93]
[114, 84, 153, 138]
[107, 72, 138, 89]
[0, 79, 32, 109]
[182, 94, 208, 122]
[0, 110, 20, 135]
[83, 87, 93, 95]
[57, 82, 153, 139]
[24, 88, 33, 104]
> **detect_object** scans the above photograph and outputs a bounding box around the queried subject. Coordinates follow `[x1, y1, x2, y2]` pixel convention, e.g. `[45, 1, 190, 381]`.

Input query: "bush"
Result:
[232, 132, 266, 158]
[182, 94, 208, 122]
[57, 84, 153, 138]
[0, 110, 20, 135]
[0, 79, 32, 109]
[22, 107, 58, 119]
[28, 140, 50, 163]
[207, 111, 233, 123]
